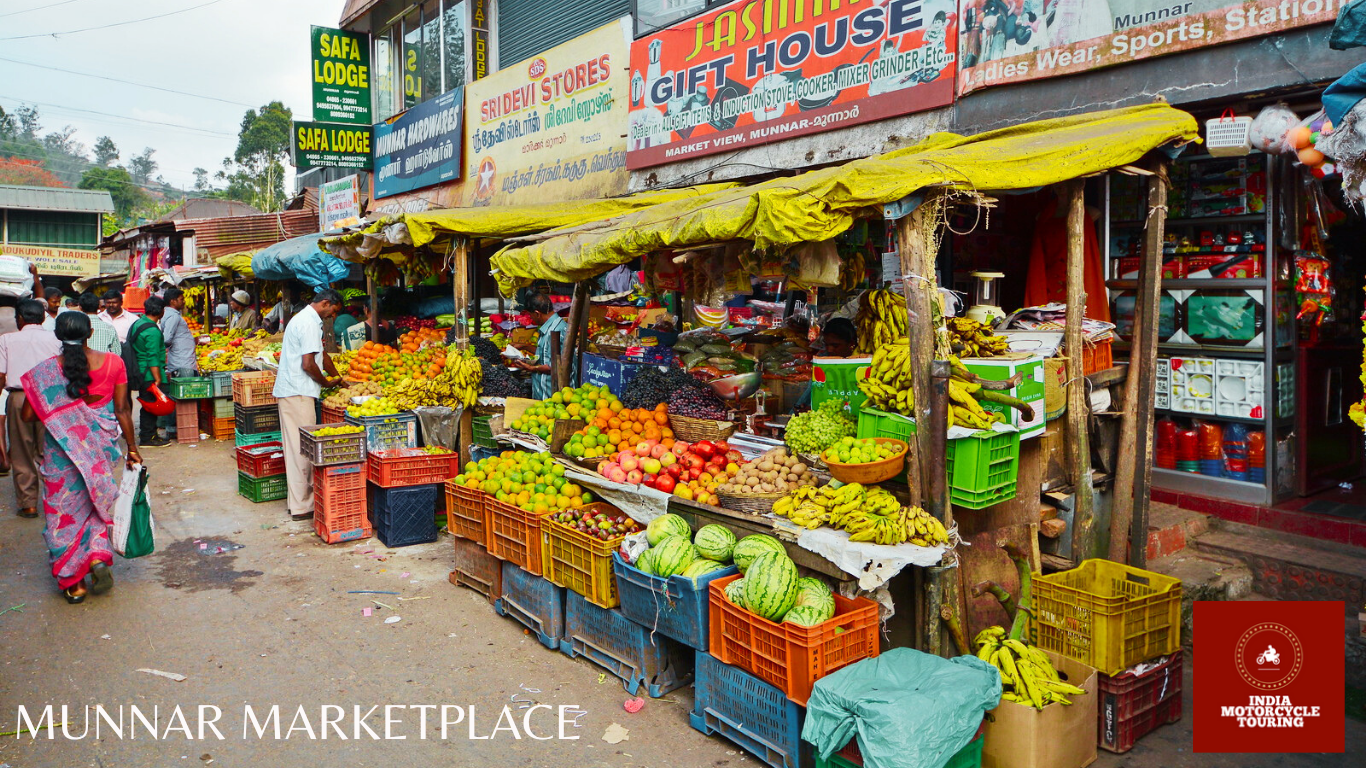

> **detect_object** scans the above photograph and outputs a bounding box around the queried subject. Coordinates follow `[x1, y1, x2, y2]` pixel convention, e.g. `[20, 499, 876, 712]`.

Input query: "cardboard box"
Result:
[962, 355, 1045, 440]
[982, 650, 1099, 768]
[1044, 357, 1067, 421]
[812, 356, 871, 416]
[1184, 253, 1261, 279]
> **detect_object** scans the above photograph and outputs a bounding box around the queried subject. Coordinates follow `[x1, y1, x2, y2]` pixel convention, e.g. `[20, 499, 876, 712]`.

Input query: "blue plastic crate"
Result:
[691, 651, 809, 768]
[613, 552, 737, 651]
[495, 561, 565, 650]
[559, 590, 693, 698]
[369, 482, 439, 548]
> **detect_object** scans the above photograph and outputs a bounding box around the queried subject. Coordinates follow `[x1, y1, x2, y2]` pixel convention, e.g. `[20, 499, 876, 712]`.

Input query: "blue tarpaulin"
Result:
[250, 233, 351, 289]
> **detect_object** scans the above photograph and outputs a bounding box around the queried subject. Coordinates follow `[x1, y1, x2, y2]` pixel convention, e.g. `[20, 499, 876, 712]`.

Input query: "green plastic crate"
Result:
[238, 471, 287, 503]
[236, 429, 282, 447]
[165, 375, 214, 399]
[816, 732, 983, 768]
[472, 415, 497, 449]
[213, 397, 234, 418]
[945, 431, 1020, 509]
[856, 406, 916, 442]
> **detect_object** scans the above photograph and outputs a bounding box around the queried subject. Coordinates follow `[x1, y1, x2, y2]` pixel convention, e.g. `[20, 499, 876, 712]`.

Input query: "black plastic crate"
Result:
[369, 481, 440, 548]
[234, 403, 281, 435]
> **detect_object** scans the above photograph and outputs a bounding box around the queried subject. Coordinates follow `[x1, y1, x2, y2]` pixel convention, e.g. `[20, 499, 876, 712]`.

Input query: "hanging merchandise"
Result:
[1284, 109, 1337, 178]
[1292, 252, 1333, 326]
[1249, 104, 1300, 154]
[1205, 110, 1253, 157]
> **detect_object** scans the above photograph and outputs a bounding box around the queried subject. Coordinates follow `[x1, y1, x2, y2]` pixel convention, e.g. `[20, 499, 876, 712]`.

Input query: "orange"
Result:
[653, 412, 669, 426]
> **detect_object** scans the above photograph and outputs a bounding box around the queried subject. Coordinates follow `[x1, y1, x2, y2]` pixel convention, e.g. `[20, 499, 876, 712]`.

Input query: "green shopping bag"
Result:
[114, 465, 155, 558]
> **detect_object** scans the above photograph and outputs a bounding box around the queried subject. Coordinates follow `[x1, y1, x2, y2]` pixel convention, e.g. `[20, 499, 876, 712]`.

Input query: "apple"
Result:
[659, 451, 677, 468]
[621, 454, 640, 472]
[601, 462, 620, 477]
[650, 443, 668, 459]
[642, 473, 657, 488]
[636, 441, 652, 456]
[655, 474, 676, 493]
[641, 457, 661, 475]
[672, 440, 691, 456]
[687, 467, 702, 481]
[675, 484, 694, 500]
[708, 454, 726, 467]
[692, 441, 716, 458]
[714, 440, 731, 452]
[627, 469, 644, 485]
[607, 467, 627, 483]
[685, 453, 705, 470]
[699, 471, 714, 485]
[665, 463, 684, 479]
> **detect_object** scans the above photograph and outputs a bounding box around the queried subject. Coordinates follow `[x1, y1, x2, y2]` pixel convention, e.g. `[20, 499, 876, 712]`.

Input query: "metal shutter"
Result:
[497, 0, 628, 68]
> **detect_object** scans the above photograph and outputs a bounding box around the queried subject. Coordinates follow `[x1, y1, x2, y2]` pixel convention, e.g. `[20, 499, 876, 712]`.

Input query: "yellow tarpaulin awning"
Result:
[320, 183, 741, 262]
[216, 252, 257, 279]
[491, 104, 1199, 294]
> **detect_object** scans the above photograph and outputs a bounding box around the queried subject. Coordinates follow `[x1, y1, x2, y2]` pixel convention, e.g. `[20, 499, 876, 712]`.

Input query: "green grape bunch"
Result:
[785, 399, 858, 455]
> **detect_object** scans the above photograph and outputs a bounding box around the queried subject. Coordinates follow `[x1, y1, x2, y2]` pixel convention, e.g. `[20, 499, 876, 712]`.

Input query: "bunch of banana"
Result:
[446, 347, 483, 408]
[775, 482, 947, 546]
[948, 377, 1004, 430]
[383, 350, 482, 410]
[975, 627, 1085, 710]
[858, 338, 914, 414]
[904, 505, 950, 546]
[854, 289, 908, 354]
[839, 249, 866, 291]
[947, 317, 1009, 357]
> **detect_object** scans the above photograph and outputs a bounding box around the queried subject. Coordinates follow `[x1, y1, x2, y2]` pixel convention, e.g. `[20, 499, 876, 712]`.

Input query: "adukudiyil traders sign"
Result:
[626, 0, 958, 169]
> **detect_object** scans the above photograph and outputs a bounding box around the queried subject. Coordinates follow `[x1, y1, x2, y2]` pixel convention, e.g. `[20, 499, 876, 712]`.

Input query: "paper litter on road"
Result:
[602, 723, 629, 744]
[100, 634, 110, 640]
[138, 668, 187, 682]
[384, 615, 401, 624]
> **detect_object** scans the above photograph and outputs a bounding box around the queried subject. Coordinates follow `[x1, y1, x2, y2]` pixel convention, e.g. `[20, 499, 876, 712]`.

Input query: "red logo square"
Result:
[1194, 601, 1344, 752]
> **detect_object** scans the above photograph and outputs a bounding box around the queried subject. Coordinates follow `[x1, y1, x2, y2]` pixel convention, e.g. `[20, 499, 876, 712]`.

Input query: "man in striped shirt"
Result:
[79, 292, 120, 355]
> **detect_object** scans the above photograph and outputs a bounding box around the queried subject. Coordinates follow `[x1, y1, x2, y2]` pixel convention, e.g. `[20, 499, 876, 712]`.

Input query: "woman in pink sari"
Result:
[21, 312, 140, 603]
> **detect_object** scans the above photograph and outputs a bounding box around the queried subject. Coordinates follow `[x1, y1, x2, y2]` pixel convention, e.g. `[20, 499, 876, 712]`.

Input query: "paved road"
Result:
[0, 439, 1358, 767]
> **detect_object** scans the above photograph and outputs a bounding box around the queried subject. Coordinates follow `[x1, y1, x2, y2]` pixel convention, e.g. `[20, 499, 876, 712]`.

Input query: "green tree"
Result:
[79, 166, 147, 220]
[128, 147, 157, 185]
[93, 135, 119, 166]
[224, 101, 291, 212]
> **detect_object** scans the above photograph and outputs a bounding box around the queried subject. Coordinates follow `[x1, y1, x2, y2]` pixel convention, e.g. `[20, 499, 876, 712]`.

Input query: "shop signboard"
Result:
[372, 89, 464, 199]
[471, 0, 492, 81]
[958, 0, 1342, 95]
[311, 25, 371, 125]
[320, 174, 363, 231]
[464, 18, 631, 207]
[291, 121, 373, 169]
[1, 244, 100, 278]
[626, 0, 958, 169]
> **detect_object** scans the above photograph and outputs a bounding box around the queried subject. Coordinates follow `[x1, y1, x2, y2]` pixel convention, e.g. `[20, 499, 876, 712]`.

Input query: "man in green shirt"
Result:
[132, 297, 169, 447]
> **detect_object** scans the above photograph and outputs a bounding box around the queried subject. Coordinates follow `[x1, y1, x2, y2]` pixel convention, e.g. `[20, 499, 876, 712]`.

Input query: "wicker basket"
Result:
[670, 414, 738, 443]
[564, 455, 608, 473]
[715, 490, 785, 514]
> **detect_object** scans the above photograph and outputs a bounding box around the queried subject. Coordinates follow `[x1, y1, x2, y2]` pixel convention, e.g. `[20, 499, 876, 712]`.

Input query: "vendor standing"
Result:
[228, 291, 260, 331]
[513, 293, 569, 400]
[820, 318, 858, 358]
[272, 289, 344, 520]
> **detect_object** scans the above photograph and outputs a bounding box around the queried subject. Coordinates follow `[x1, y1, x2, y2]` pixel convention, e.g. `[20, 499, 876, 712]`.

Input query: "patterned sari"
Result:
[21, 357, 122, 589]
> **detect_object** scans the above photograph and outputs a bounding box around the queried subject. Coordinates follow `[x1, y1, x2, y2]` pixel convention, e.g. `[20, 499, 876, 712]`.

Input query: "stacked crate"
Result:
[165, 373, 214, 444]
[235, 441, 287, 503]
[301, 423, 369, 543]
[367, 446, 459, 547]
[231, 371, 278, 447]
[207, 370, 239, 439]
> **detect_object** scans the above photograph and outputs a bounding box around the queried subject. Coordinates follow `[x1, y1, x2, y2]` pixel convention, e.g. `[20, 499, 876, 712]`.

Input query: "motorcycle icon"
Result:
[1257, 645, 1280, 665]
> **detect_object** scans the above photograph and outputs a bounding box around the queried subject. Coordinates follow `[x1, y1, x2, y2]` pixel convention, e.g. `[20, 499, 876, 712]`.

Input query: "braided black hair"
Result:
[55, 311, 92, 401]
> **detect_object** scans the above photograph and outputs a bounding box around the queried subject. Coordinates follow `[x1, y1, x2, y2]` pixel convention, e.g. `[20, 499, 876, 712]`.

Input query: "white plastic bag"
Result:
[1250, 104, 1299, 154]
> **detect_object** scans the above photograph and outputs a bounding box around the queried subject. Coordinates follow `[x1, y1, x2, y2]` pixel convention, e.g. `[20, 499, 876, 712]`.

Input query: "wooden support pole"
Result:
[1110, 162, 1170, 567]
[574, 285, 591, 386]
[367, 273, 378, 343]
[559, 281, 589, 390]
[896, 197, 942, 512]
[1064, 181, 1098, 561]
[452, 236, 473, 466]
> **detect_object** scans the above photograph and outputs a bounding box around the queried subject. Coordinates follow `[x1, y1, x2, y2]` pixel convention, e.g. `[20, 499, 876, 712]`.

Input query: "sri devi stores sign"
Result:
[627, 0, 958, 169]
[1194, 601, 1344, 753]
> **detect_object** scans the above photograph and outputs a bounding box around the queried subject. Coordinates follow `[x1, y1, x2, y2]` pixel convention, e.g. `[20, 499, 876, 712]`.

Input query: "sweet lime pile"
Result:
[313, 425, 364, 436]
[347, 397, 401, 418]
[454, 450, 594, 515]
[821, 437, 903, 465]
[510, 384, 619, 440]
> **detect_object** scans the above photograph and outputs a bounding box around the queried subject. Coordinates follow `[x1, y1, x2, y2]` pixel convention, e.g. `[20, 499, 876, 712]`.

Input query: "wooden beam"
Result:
[452, 237, 473, 466]
[559, 281, 589, 390]
[1112, 161, 1170, 568]
[1063, 180, 1098, 561]
[367, 273, 378, 343]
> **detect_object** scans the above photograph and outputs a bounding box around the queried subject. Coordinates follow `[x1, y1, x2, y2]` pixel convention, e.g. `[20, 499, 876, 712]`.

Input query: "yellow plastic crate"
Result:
[540, 504, 624, 609]
[1030, 559, 1182, 676]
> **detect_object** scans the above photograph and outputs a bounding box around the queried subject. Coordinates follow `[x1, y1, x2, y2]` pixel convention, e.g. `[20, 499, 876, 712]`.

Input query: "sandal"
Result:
[17, 508, 37, 519]
[62, 586, 86, 604]
[89, 561, 113, 595]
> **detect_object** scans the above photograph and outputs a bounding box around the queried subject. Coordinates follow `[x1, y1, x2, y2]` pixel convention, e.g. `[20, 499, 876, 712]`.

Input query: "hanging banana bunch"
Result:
[854, 289, 909, 354]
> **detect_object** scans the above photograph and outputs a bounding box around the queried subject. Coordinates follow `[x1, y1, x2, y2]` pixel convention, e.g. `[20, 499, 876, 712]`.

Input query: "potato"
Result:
[792, 463, 808, 474]
[759, 482, 774, 493]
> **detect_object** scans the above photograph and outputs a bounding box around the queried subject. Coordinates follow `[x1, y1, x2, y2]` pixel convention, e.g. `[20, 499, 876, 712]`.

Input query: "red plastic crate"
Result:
[486, 496, 547, 576]
[445, 480, 490, 546]
[367, 448, 461, 488]
[174, 400, 198, 444]
[322, 404, 346, 424]
[314, 463, 366, 513]
[235, 442, 286, 478]
[708, 573, 880, 706]
[1098, 654, 1183, 753]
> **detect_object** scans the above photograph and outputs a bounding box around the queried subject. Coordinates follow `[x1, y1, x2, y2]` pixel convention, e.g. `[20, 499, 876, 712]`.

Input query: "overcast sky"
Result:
[0, 0, 343, 191]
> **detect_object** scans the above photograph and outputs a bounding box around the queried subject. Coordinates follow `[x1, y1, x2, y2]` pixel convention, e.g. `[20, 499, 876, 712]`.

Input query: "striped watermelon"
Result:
[649, 535, 697, 577]
[634, 548, 657, 576]
[694, 524, 736, 562]
[794, 577, 835, 618]
[723, 577, 747, 608]
[742, 551, 798, 621]
[732, 534, 786, 574]
[783, 604, 830, 627]
[646, 513, 691, 546]
[681, 559, 726, 582]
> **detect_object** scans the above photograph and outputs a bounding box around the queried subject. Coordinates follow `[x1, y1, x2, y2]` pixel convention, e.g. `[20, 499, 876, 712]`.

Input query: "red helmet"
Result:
[138, 383, 176, 417]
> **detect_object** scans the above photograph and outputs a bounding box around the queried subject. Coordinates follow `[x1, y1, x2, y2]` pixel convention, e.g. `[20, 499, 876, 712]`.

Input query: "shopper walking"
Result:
[21, 312, 139, 603]
[41, 287, 62, 330]
[79, 292, 121, 355]
[0, 300, 60, 518]
[129, 298, 169, 448]
[99, 289, 138, 343]
[273, 289, 343, 520]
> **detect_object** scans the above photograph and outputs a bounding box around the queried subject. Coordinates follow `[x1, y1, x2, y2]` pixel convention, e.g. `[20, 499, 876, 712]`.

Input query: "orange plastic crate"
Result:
[368, 448, 461, 488]
[314, 463, 366, 512]
[322, 404, 346, 424]
[314, 503, 371, 544]
[232, 371, 277, 407]
[123, 286, 149, 311]
[235, 441, 286, 478]
[211, 416, 235, 439]
[445, 480, 490, 546]
[541, 503, 626, 609]
[708, 573, 880, 706]
[1081, 339, 1113, 376]
[486, 497, 548, 575]
[174, 400, 198, 444]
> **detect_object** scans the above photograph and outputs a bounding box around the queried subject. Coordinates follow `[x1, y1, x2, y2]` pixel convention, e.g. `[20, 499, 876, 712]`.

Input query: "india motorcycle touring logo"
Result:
[1234, 622, 1303, 691]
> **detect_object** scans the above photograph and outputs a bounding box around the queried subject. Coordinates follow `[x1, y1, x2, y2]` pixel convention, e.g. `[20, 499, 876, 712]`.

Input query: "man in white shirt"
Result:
[273, 289, 344, 520]
[0, 300, 60, 518]
[99, 289, 138, 343]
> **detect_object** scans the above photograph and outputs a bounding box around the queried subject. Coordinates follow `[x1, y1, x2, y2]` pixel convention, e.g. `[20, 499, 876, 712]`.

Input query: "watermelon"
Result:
[694, 524, 737, 562]
[634, 548, 657, 576]
[681, 559, 726, 582]
[742, 551, 798, 621]
[732, 534, 786, 574]
[783, 604, 831, 627]
[646, 513, 691, 545]
[650, 535, 698, 577]
[723, 577, 747, 608]
[794, 577, 835, 616]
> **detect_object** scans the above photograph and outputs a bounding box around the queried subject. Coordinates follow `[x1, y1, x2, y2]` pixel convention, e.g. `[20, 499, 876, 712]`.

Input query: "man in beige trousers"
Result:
[273, 289, 344, 520]
[0, 300, 60, 517]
